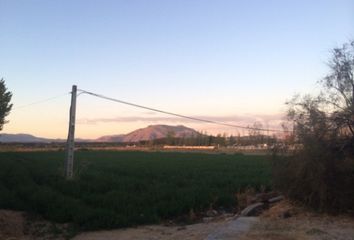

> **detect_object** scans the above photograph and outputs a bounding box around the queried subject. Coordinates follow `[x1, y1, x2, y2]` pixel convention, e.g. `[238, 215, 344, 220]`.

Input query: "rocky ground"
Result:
[1, 200, 354, 240]
[0, 210, 70, 240]
[239, 201, 354, 240]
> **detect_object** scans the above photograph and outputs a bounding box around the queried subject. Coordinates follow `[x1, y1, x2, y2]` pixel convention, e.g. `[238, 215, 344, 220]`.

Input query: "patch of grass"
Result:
[0, 151, 271, 230]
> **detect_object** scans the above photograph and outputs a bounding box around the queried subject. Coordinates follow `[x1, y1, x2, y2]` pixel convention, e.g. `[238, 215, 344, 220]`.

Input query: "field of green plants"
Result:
[0, 151, 271, 230]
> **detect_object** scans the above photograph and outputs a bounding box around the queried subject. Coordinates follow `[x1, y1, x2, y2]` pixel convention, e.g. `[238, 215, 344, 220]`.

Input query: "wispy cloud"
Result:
[76, 113, 289, 136]
[77, 113, 286, 126]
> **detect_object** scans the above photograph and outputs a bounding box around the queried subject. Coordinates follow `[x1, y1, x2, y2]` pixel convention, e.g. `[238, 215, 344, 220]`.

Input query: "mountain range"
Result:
[0, 125, 200, 143]
[0, 133, 56, 143]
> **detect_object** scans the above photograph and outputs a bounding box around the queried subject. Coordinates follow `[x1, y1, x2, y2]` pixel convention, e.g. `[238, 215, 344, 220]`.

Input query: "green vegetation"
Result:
[0, 78, 13, 131]
[0, 151, 270, 230]
[273, 40, 354, 213]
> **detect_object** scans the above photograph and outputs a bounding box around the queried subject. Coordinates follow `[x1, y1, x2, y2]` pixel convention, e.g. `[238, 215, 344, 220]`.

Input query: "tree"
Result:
[273, 40, 354, 212]
[166, 130, 175, 145]
[0, 78, 12, 131]
[248, 122, 264, 145]
[287, 40, 354, 148]
[323, 41, 354, 136]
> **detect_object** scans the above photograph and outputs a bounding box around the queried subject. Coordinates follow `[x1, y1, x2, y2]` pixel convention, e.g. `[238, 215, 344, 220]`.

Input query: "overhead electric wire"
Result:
[78, 89, 289, 133]
[12, 93, 70, 111]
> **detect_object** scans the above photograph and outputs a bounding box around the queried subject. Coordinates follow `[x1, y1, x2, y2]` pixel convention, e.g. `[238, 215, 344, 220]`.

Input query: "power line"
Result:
[78, 89, 289, 133]
[12, 93, 70, 111]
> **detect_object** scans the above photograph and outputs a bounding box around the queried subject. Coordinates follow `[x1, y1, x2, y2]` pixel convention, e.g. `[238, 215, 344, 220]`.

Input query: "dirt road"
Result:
[73, 217, 258, 240]
[2, 201, 354, 240]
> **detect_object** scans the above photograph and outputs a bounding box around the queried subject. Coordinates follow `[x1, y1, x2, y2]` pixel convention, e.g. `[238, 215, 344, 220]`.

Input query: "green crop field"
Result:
[0, 151, 271, 230]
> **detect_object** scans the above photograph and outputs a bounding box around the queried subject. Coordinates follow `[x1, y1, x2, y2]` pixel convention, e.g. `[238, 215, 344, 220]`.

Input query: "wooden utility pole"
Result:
[65, 85, 77, 179]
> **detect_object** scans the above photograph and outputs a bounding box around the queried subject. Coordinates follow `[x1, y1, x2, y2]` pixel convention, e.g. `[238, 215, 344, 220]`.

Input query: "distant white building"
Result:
[163, 145, 215, 150]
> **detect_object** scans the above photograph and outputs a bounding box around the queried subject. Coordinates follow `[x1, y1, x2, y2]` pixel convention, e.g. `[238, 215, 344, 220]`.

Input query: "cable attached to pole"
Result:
[78, 88, 289, 133]
[12, 93, 70, 111]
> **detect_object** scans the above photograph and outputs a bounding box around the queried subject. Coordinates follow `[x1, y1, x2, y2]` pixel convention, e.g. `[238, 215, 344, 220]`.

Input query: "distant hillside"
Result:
[96, 134, 125, 142]
[0, 134, 53, 143]
[97, 125, 200, 143]
[0, 125, 200, 143]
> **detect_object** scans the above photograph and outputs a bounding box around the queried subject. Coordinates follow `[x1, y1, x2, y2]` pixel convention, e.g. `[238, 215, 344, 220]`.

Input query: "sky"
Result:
[1, 0, 353, 139]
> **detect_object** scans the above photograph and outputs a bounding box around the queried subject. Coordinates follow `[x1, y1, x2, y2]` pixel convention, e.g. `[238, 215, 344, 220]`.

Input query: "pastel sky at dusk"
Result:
[1, 0, 353, 138]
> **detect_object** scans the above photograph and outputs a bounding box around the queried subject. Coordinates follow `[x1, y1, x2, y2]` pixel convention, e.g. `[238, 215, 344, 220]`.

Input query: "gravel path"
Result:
[72, 216, 257, 240]
[205, 217, 258, 240]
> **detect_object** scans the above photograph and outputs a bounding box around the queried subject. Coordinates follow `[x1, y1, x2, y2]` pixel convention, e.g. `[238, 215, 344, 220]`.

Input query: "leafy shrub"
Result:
[273, 139, 354, 213]
[274, 40, 354, 214]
